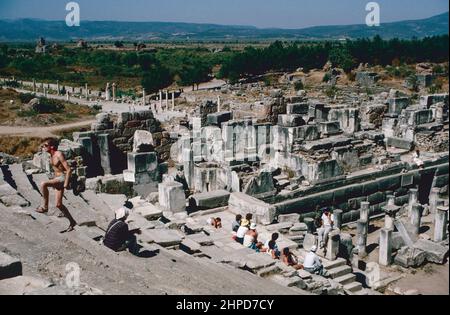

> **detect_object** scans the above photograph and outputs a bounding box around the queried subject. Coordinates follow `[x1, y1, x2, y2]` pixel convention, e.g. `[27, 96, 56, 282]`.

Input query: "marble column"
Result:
[333, 209, 343, 230]
[434, 206, 449, 242]
[410, 203, 423, 236]
[408, 188, 418, 217]
[379, 228, 393, 266]
[357, 219, 368, 258]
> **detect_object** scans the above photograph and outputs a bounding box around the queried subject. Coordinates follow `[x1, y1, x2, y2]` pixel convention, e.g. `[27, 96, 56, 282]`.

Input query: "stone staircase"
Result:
[0, 163, 302, 295]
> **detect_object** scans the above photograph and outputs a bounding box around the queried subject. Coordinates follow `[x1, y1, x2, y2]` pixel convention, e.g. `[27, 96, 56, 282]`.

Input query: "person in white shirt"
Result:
[243, 223, 258, 250]
[303, 245, 325, 276]
[236, 224, 249, 245]
[318, 209, 334, 248]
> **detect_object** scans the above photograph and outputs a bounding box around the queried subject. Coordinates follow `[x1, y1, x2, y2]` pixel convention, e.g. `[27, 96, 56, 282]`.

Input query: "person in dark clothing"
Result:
[103, 201, 141, 255]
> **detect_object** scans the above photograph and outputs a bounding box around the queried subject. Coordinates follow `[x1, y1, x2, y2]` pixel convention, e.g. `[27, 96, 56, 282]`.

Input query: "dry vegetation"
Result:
[0, 88, 99, 126]
[0, 136, 41, 159]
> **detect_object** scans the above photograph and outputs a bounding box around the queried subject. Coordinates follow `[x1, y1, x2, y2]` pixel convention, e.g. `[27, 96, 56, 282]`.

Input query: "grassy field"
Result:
[0, 136, 42, 159]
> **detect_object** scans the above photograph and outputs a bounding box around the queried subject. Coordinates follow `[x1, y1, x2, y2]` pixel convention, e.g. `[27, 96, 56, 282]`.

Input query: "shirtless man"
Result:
[36, 138, 77, 232]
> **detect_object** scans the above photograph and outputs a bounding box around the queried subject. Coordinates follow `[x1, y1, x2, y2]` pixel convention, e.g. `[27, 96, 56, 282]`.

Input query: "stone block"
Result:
[189, 190, 230, 210]
[127, 152, 158, 174]
[228, 192, 276, 225]
[158, 181, 186, 213]
[278, 213, 301, 224]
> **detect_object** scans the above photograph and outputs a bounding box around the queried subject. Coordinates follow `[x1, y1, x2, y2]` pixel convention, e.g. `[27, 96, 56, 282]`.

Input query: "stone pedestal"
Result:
[434, 206, 448, 242]
[159, 181, 186, 213]
[333, 209, 343, 230]
[303, 217, 315, 234]
[379, 228, 393, 266]
[386, 195, 395, 206]
[410, 203, 422, 236]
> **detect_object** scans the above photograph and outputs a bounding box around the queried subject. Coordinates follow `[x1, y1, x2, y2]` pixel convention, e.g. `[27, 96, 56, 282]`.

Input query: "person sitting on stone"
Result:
[240, 213, 253, 228]
[318, 208, 334, 249]
[235, 221, 250, 244]
[264, 233, 281, 259]
[303, 246, 325, 276]
[103, 201, 141, 255]
[207, 217, 222, 229]
[243, 223, 259, 250]
[231, 214, 242, 233]
[412, 150, 424, 169]
[281, 247, 303, 270]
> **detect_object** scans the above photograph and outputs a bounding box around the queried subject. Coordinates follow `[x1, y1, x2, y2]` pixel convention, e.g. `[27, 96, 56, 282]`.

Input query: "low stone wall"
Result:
[271, 154, 448, 224]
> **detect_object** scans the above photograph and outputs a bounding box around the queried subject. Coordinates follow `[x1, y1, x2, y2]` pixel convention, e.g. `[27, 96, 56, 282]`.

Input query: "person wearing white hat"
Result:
[243, 223, 259, 250]
[103, 201, 141, 254]
[303, 245, 325, 276]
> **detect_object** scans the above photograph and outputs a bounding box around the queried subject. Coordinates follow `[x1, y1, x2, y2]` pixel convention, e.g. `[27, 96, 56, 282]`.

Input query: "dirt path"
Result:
[0, 119, 96, 138]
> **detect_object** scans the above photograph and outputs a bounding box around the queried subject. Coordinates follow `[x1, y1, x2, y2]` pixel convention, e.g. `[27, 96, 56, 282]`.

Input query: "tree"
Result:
[141, 65, 172, 94]
[329, 45, 355, 74]
[114, 41, 124, 48]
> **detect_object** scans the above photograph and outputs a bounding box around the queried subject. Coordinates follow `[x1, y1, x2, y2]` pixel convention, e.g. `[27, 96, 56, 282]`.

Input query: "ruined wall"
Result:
[272, 154, 448, 224]
[73, 110, 175, 177]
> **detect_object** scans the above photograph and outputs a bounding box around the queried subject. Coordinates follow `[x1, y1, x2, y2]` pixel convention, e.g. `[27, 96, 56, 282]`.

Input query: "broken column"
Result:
[159, 90, 163, 111]
[434, 206, 448, 242]
[159, 181, 186, 213]
[56, 80, 60, 95]
[85, 83, 88, 98]
[379, 228, 393, 266]
[165, 90, 169, 111]
[357, 219, 368, 258]
[172, 91, 175, 111]
[333, 209, 343, 230]
[142, 88, 146, 105]
[112, 83, 117, 102]
[182, 148, 194, 189]
[97, 134, 112, 175]
[217, 96, 221, 112]
[408, 188, 418, 217]
[410, 203, 423, 236]
[105, 83, 111, 101]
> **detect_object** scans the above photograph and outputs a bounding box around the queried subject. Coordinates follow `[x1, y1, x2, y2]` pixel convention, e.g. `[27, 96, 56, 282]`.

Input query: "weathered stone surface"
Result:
[0, 252, 22, 280]
[190, 190, 230, 210]
[142, 229, 184, 247]
[158, 181, 186, 213]
[132, 130, 154, 152]
[0, 184, 16, 197]
[303, 233, 317, 251]
[394, 246, 427, 268]
[229, 192, 276, 225]
[0, 194, 30, 207]
[278, 213, 301, 224]
[265, 222, 294, 233]
[135, 204, 163, 221]
[413, 239, 449, 264]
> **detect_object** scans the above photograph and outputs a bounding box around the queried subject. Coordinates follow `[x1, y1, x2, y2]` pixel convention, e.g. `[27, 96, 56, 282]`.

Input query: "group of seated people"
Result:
[230, 213, 325, 274]
[102, 203, 326, 276]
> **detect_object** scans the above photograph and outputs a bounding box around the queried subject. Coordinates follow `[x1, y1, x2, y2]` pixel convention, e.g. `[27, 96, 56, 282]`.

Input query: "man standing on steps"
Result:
[36, 137, 77, 233]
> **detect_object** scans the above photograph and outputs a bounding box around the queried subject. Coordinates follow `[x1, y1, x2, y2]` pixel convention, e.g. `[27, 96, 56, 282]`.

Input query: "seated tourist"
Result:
[207, 217, 222, 229]
[264, 233, 281, 259]
[281, 247, 303, 270]
[303, 246, 325, 276]
[103, 201, 141, 255]
[243, 223, 259, 250]
[318, 209, 334, 249]
[231, 214, 242, 233]
[235, 222, 250, 244]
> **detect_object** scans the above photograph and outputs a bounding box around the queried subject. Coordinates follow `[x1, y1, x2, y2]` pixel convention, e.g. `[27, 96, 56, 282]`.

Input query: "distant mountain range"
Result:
[0, 12, 448, 42]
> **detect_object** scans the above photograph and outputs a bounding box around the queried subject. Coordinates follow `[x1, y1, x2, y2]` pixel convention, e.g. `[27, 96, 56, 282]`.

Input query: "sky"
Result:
[0, 0, 448, 29]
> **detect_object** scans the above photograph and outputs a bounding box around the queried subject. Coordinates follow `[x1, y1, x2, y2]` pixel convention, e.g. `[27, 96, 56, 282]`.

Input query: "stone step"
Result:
[97, 193, 127, 212]
[8, 164, 42, 205]
[344, 281, 363, 293]
[80, 190, 114, 219]
[322, 257, 347, 270]
[257, 265, 282, 278]
[328, 265, 352, 279]
[333, 273, 356, 285]
[0, 276, 52, 295]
